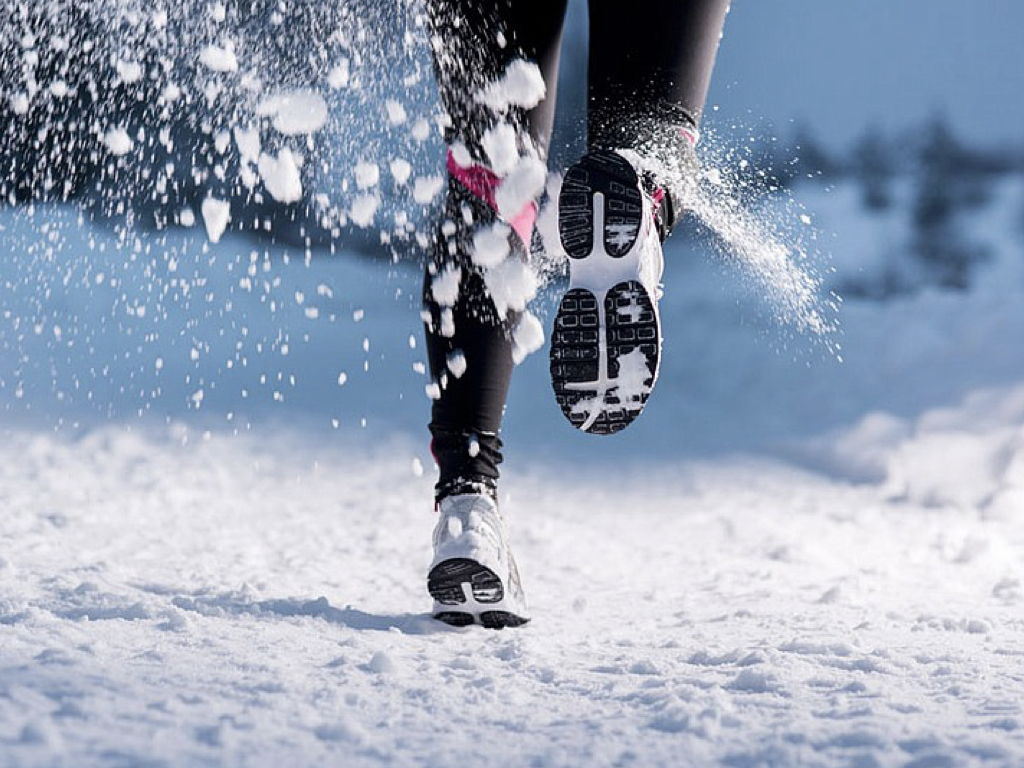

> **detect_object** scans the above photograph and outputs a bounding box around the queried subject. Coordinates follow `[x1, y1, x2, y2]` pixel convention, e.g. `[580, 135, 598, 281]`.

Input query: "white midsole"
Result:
[565, 193, 649, 296]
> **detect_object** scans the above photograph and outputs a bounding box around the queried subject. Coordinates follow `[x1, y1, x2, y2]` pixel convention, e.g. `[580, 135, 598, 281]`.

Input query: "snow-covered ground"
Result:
[3, 422, 1024, 767]
[3, 175, 1024, 766]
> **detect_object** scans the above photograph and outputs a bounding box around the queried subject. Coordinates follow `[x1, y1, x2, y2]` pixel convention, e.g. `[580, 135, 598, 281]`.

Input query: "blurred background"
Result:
[2, 0, 1023, 479]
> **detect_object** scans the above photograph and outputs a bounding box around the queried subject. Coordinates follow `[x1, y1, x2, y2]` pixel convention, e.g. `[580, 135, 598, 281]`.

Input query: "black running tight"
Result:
[423, 0, 730, 500]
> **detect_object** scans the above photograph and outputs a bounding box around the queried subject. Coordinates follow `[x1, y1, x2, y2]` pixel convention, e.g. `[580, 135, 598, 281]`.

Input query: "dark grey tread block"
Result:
[479, 611, 530, 630]
[433, 610, 528, 630]
[433, 611, 475, 627]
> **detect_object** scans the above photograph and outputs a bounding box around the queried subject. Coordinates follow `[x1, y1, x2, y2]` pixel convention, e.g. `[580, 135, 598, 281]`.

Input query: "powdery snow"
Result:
[3, 154, 1024, 768]
[1, 423, 1022, 768]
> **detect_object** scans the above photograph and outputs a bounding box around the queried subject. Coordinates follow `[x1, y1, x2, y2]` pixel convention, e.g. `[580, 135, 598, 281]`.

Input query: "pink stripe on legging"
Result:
[447, 149, 538, 246]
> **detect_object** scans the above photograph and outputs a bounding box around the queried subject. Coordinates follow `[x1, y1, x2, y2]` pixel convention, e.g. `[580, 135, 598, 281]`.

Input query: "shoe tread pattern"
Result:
[550, 281, 658, 435]
[552, 149, 661, 435]
[428, 558, 530, 630]
[558, 150, 643, 260]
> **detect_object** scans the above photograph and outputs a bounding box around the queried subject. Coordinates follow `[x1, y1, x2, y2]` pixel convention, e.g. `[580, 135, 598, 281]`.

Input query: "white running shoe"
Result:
[427, 493, 529, 629]
[551, 149, 665, 434]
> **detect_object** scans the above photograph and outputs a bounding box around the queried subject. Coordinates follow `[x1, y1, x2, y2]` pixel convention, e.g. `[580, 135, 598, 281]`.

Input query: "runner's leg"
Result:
[423, 0, 568, 500]
[587, 0, 730, 229]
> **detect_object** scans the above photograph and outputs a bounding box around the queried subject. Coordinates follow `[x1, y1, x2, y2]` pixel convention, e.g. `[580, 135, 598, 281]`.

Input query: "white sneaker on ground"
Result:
[550, 149, 665, 435]
[427, 493, 529, 629]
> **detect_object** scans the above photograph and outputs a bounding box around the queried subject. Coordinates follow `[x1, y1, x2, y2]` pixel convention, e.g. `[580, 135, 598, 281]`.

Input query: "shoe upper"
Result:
[611, 148, 666, 300]
[430, 493, 526, 611]
[431, 493, 509, 573]
[635, 179, 666, 301]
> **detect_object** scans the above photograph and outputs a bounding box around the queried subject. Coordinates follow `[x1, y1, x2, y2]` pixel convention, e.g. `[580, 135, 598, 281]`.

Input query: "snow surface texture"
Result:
[3, 177, 1024, 765]
[2, 418, 1024, 767]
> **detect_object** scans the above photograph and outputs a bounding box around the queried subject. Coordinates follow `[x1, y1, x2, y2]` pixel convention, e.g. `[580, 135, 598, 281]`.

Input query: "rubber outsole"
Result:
[428, 558, 529, 630]
[551, 150, 661, 435]
[559, 150, 644, 260]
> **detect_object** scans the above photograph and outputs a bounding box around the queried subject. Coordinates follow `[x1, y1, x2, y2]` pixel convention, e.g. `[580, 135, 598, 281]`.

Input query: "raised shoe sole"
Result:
[551, 150, 662, 435]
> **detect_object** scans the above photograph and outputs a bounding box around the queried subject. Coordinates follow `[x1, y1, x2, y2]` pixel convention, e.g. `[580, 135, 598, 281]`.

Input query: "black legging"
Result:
[424, 0, 730, 500]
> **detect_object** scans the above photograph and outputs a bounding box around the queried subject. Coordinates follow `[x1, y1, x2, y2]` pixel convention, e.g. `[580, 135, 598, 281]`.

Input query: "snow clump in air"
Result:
[9, 93, 30, 115]
[257, 91, 329, 136]
[471, 223, 511, 268]
[496, 155, 546, 220]
[386, 99, 407, 125]
[349, 195, 379, 228]
[116, 60, 144, 84]
[103, 128, 134, 156]
[477, 58, 546, 112]
[481, 123, 520, 176]
[201, 198, 231, 243]
[446, 351, 467, 379]
[412, 175, 444, 204]
[258, 149, 303, 204]
[328, 60, 350, 89]
[431, 266, 461, 307]
[390, 159, 412, 186]
[199, 44, 238, 73]
[483, 258, 537, 319]
[354, 161, 380, 190]
[512, 311, 545, 364]
[233, 126, 260, 164]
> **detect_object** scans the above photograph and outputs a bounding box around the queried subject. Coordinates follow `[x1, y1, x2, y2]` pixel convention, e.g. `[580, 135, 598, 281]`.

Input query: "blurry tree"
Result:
[911, 114, 989, 290]
[852, 124, 895, 211]
[790, 122, 839, 182]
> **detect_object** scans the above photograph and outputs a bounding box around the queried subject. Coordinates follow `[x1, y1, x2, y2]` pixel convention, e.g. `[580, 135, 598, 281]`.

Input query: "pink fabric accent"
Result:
[447, 150, 501, 210]
[509, 204, 537, 245]
[680, 126, 699, 147]
[446, 149, 537, 246]
[650, 186, 666, 211]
